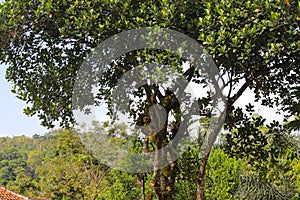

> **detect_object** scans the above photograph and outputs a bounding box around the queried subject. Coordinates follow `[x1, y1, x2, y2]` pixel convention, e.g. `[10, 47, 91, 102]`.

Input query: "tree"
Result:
[0, 0, 299, 199]
[0, 135, 40, 196]
[97, 169, 142, 200]
[35, 129, 110, 200]
[222, 112, 300, 199]
[175, 147, 244, 200]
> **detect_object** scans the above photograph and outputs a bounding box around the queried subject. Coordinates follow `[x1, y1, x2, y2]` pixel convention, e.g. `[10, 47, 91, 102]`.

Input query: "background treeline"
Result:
[1, 124, 299, 200]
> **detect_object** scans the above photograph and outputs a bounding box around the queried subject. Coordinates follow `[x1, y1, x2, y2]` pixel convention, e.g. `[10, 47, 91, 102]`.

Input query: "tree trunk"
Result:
[153, 123, 175, 200]
[138, 173, 146, 200]
[153, 127, 166, 200]
[196, 108, 227, 199]
[142, 85, 178, 200]
[196, 153, 210, 200]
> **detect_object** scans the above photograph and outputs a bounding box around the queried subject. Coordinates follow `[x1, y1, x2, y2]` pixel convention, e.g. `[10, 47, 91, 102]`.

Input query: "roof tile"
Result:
[0, 186, 28, 200]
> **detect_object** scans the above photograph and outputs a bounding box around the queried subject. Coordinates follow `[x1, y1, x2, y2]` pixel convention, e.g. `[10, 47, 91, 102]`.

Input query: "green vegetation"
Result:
[0, 0, 299, 199]
[0, 126, 299, 199]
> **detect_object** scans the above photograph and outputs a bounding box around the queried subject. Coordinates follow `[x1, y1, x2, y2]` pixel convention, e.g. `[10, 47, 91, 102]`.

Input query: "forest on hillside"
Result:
[1, 124, 299, 199]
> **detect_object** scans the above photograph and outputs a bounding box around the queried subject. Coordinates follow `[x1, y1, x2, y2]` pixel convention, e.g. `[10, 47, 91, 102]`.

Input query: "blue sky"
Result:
[0, 65, 48, 137]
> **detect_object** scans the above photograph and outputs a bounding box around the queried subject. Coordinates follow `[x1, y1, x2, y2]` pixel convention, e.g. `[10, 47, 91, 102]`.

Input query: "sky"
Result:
[0, 65, 49, 137]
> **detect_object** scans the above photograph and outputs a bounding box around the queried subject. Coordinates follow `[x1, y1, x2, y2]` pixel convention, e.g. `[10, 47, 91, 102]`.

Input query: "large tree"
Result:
[0, 0, 299, 199]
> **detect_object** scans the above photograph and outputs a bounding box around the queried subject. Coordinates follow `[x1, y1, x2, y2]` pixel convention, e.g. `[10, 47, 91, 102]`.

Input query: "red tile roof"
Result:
[0, 186, 29, 200]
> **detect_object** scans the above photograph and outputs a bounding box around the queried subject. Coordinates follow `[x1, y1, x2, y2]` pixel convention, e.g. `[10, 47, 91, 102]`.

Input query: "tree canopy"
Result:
[0, 0, 299, 126]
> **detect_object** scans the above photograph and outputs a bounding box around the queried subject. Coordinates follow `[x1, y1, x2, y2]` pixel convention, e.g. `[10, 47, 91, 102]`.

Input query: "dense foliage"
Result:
[0, 127, 299, 199]
[0, 0, 298, 127]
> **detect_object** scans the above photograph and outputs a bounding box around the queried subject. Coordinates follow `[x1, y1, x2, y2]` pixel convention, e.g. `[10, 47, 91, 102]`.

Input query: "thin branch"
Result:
[228, 80, 250, 106]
